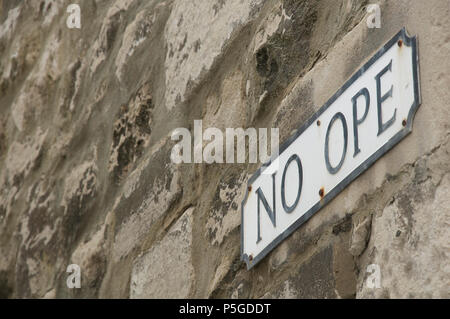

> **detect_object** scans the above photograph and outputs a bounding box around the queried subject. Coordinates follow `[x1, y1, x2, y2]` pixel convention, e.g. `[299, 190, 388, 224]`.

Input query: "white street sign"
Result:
[241, 28, 421, 269]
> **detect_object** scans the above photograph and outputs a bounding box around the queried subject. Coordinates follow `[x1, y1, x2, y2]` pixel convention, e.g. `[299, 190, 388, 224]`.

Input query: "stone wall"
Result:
[0, 0, 448, 298]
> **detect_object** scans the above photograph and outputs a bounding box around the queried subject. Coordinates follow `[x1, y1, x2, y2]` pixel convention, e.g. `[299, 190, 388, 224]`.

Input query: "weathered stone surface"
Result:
[109, 82, 154, 182]
[112, 156, 182, 261]
[263, 247, 337, 299]
[70, 224, 107, 293]
[62, 159, 97, 217]
[115, 3, 161, 81]
[4, 129, 47, 185]
[0, 5, 21, 41]
[349, 215, 372, 257]
[206, 171, 247, 246]
[89, 0, 136, 74]
[357, 139, 450, 299]
[130, 207, 194, 299]
[164, 0, 265, 110]
[333, 232, 357, 299]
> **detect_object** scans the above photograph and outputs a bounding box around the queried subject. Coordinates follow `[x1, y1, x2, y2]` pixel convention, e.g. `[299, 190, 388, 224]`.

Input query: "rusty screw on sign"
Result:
[317, 120, 321, 126]
[402, 119, 407, 127]
[248, 185, 252, 192]
[398, 39, 403, 47]
[319, 187, 325, 199]
[249, 255, 253, 262]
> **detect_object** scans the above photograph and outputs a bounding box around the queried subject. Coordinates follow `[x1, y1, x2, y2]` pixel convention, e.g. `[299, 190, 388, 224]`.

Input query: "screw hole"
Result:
[319, 187, 325, 198]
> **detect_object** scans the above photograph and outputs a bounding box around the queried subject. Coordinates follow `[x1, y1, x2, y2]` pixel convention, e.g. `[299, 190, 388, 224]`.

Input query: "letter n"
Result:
[256, 173, 276, 243]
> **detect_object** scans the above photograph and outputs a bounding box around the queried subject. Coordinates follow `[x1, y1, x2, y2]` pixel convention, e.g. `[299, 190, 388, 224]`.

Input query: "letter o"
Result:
[324, 112, 348, 175]
[281, 154, 303, 213]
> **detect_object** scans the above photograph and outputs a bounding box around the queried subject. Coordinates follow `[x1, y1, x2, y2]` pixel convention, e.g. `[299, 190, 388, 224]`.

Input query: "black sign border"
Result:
[241, 27, 421, 270]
